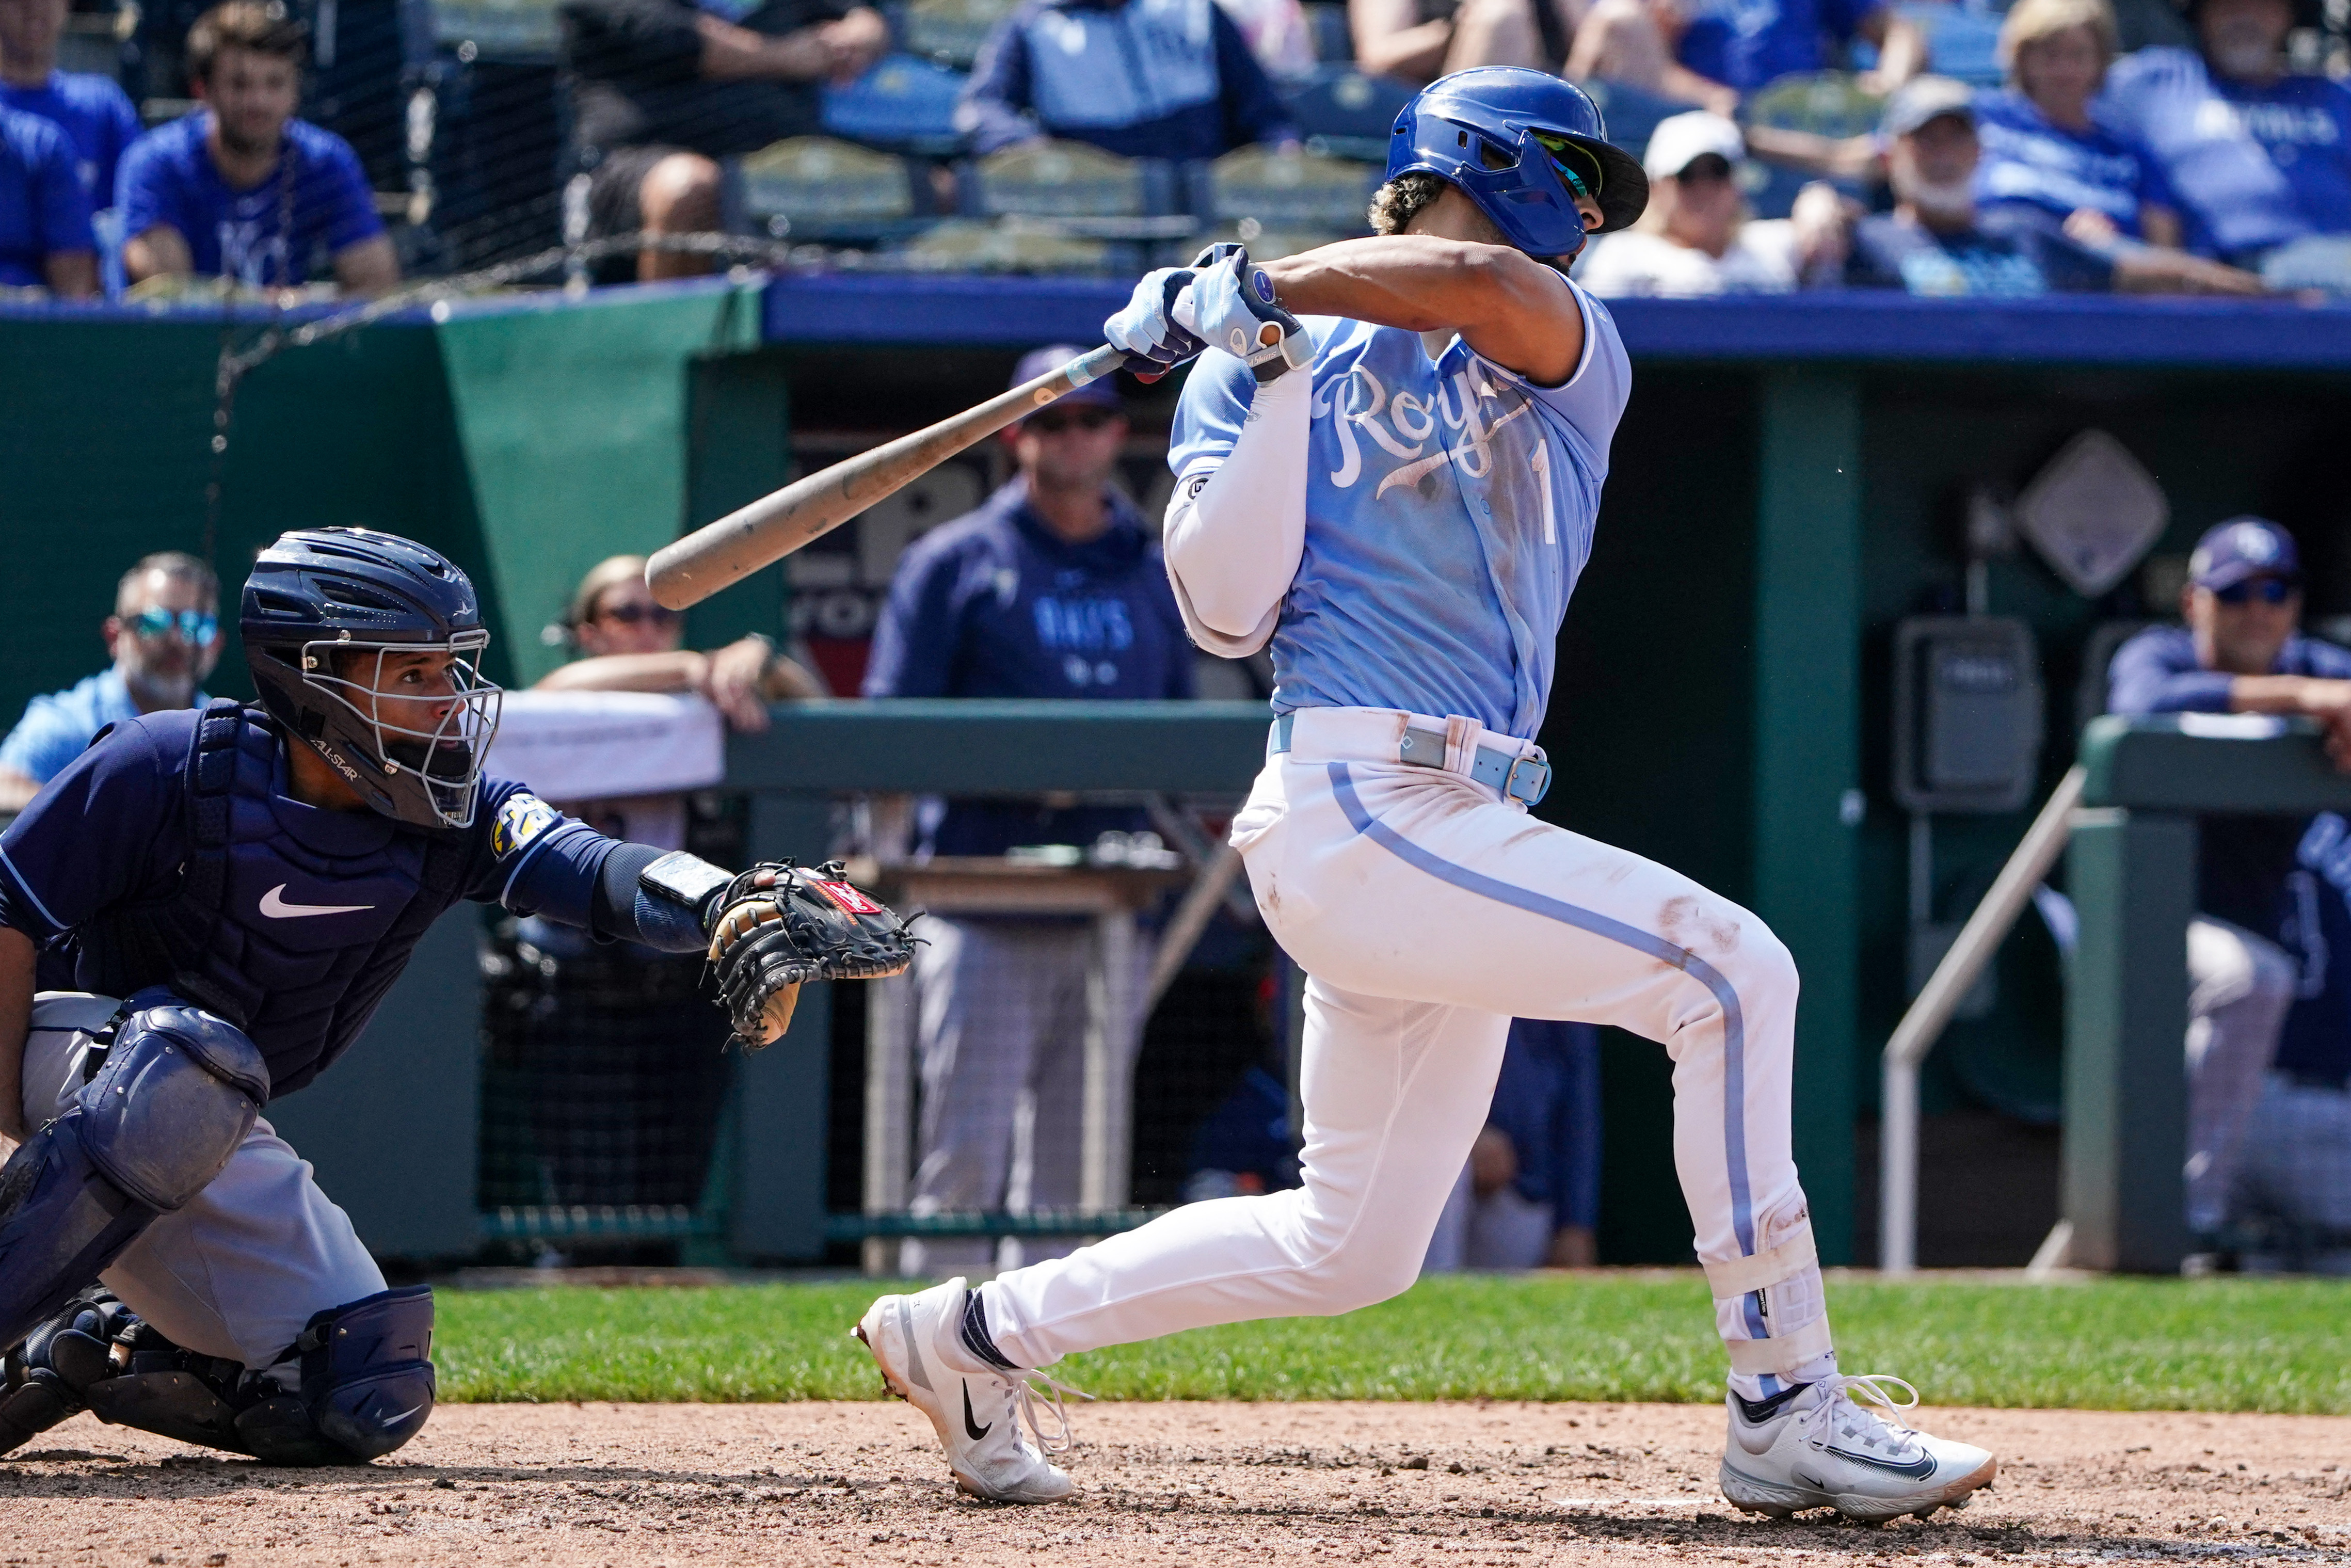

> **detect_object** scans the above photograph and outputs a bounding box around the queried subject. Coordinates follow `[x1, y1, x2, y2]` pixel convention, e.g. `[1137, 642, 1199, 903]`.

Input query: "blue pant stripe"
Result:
[1324, 764, 1763, 1276]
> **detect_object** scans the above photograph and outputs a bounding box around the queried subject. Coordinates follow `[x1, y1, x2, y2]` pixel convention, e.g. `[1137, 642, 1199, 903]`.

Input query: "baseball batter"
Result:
[857, 67, 2001, 1523]
[0, 527, 904, 1464]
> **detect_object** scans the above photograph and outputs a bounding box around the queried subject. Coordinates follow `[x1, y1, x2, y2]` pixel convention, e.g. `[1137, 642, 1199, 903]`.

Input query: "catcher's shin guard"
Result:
[0, 1002, 268, 1359]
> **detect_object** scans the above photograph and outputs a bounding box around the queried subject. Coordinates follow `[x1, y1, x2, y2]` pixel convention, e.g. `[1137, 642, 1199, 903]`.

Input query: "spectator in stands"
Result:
[1576, 109, 1847, 294]
[866, 347, 1194, 1274]
[0, 0, 143, 209]
[1975, 0, 2187, 248]
[1564, 0, 1924, 117]
[2107, 517, 2351, 1239]
[558, 0, 886, 283]
[535, 554, 824, 731]
[1847, 75, 2258, 294]
[117, 3, 398, 295]
[1222, 0, 1318, 80]
[959, 0, 1299, 160]
[0, 552, 219, 812]
[2100, 0, 2351, 270]
[1425, 1019, 1603, 1270]
[0, 99, 92, 292]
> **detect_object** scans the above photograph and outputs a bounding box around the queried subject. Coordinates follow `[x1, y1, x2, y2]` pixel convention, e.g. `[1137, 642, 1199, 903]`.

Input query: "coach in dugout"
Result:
[2099, 0, 2351, 271]
[116, 2, 398, 295]
[2107, 517, 2351, 1240]
[865, 347, 1192, 1275]
[0, 552, 220, 814]
[558, 0, 885, 283]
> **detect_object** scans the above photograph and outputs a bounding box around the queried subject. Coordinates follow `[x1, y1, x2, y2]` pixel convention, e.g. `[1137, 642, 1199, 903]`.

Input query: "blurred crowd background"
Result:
[3, 0, 2348, 299]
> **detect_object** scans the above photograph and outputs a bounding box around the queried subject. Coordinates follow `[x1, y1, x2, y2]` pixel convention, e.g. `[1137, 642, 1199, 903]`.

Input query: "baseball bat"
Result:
[646, 341, 1139, 611]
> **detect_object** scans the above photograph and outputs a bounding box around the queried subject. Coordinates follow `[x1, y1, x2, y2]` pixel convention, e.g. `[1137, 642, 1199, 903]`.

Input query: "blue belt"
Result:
[1271, 713, 1551, 806]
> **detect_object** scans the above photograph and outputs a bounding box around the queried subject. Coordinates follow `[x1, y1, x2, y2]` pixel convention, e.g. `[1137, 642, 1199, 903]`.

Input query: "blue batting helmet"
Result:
[1385, 68, 1649, 255]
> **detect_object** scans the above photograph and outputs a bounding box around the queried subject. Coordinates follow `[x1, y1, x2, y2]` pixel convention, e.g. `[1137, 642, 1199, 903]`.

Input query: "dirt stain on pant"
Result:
[1657, 894, 1741, 958]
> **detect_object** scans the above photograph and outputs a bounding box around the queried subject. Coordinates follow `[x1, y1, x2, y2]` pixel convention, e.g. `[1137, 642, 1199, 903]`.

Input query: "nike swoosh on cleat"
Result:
[1823, 1446, 1939, 1481]
[962, 1382, 991, 1442]
[260, 884, 375, 919]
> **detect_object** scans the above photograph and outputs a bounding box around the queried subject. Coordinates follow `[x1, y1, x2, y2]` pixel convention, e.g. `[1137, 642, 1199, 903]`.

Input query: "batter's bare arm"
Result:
[1261, 236, 1585, 386]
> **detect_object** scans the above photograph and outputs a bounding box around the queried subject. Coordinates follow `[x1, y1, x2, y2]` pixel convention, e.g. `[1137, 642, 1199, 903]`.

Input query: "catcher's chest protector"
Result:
[73, 700, 469, 1099]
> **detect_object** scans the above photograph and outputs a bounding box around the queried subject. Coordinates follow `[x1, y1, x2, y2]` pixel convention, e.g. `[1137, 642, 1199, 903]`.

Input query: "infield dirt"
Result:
[4, 1401, 2347, 1566]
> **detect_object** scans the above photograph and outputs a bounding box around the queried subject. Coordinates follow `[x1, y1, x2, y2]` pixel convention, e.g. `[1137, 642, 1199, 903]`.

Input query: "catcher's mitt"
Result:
[707, 860, 916, 1048]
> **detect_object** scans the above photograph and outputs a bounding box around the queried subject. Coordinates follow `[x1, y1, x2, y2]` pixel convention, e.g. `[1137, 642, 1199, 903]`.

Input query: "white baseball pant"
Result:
[21, 995, 385, 1370]
[2185, 917, 2297, 1235]
[983, 707, 1828, 1384]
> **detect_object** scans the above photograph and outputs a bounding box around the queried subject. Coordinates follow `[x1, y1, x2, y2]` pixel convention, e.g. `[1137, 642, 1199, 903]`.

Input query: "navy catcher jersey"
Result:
[0, 705, 619, 1098]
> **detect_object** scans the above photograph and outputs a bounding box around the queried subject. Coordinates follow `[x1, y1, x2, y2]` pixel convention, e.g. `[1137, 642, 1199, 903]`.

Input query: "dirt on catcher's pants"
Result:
[1, 1401, 2345, 1566]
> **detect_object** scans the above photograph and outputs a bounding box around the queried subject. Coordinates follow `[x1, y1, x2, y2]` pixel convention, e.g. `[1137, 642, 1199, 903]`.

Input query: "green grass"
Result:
[434, 1273, 2351, 1413]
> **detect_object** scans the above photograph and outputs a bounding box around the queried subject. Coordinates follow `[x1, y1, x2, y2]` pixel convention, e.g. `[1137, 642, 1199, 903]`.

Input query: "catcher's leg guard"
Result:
[0, 1001, 269, 1360]
[232, 1287, 437, 1465]
[0, 1289, 137, 1455]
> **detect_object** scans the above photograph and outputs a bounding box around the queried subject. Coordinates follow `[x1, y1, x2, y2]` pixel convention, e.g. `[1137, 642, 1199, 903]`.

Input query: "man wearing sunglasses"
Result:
[858, 68, 1999, 1523]
[2108, 517, 2351, 1244]
[864, 345, 1194, 1281]
[0, 552, 223, 814]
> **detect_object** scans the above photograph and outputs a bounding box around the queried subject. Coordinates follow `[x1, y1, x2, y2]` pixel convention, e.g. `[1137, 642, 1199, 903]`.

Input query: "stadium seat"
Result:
[1742, 70, 1885, 218]
[1184, 145, 1380, 257]
[1280, 66, 1415, 162]
[822, 52, 967, 155]
[898, 218, 1113, 272]
[422, 0, 563, 61]
[731, 136, 935, 246]
[1579, 77, 1681, 162]
[901, 0, 1019, 69]
[1895, 1, 2005, 87]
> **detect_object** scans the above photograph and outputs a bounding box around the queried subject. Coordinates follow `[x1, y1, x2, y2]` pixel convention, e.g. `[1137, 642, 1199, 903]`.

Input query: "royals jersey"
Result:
[1167, 285, 1631, 740]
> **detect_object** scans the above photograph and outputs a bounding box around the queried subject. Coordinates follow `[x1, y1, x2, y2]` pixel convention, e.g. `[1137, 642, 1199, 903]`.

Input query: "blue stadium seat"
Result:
[1280, 66, 1415, 162]
[1896, 1, 2006, 86]
[1579, 77, 1682, 162]
[823, 53, 967, 155]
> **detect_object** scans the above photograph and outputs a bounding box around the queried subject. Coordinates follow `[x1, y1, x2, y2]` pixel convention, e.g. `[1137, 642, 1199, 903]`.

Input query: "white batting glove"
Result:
[1103, 267, 1207, 377]
[1173, 246, 1313, 382]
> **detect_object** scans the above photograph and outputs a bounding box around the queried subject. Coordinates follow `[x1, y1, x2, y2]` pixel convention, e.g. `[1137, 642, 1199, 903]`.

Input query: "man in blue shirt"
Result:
[958, 0, 1299, 161]
[2100, 0, 2351, 265]
[0, 0, 143, 209]
[0, 99, 91, 291]
[116, 2, 396, 293]
[0, 552, 223, 814]
[865, 346, 1193, 1276]
[2107, 516, 2351, 1238]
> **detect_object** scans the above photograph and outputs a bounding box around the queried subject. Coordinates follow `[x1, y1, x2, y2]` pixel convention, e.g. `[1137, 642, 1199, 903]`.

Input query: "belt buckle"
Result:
[1502, 754, 1550, 806]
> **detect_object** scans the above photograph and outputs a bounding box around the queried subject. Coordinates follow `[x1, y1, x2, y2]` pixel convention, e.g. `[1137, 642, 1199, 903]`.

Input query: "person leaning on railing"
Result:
[2105, 516, 2351, 1243]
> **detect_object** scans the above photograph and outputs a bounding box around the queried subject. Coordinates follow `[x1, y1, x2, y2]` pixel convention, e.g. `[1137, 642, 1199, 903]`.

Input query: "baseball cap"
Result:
[1643, 111, 1745, 179]
[1880, 76, 1976, 138]
[2189, 516, 2301, 591]
[1011, 344, 1122, 410]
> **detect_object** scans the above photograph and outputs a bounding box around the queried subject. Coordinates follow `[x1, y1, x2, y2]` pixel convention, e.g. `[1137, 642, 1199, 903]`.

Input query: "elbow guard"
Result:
[596, 845, 734, 953]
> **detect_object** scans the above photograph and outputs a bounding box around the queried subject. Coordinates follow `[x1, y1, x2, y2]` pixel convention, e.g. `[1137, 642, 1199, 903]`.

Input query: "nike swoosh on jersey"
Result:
[1822, 1446, 1939, 1481]
[259, 884, 376, 919]
[962, 1382, 991, 1442]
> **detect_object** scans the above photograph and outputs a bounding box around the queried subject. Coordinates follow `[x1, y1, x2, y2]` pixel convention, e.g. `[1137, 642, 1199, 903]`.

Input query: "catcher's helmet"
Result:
[1385, 68, 1649, 257]
[242, 528, 504, 831]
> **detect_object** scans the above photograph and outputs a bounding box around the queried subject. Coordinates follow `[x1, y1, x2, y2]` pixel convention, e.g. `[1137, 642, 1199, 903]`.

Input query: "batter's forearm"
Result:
[0, 924, 37, 1142]
[1260, 236, 1550, 334]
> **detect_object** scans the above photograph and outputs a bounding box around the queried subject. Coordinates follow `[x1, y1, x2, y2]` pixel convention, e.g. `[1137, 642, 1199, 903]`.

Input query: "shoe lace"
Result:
[1008, 1368, 1095, 1457]
[1812, 1372, 1923, 1455]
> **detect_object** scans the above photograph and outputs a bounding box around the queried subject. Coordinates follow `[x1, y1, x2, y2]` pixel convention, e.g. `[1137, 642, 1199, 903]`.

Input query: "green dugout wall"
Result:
[9, 284, 2351, 1266]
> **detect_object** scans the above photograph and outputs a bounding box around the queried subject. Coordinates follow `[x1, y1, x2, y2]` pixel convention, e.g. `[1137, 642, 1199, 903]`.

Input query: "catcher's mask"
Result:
[243, 529, 504, 831]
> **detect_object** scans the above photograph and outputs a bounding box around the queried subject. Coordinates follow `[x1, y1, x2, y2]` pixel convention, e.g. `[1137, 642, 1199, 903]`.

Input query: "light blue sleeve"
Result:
[0, 693, 103, 785]
[1166, 350, 1260, 478]
[1475, 283, 1632, 463]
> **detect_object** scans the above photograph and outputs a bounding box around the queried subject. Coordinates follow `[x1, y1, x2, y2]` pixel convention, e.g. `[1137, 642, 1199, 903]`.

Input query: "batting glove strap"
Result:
[1175, 247, 1312, 384]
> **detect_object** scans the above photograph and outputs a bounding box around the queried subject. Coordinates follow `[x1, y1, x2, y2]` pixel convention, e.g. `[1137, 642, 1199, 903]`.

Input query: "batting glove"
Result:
[1103, 266, 1208, 380]
[1174, 246, 1313, 383]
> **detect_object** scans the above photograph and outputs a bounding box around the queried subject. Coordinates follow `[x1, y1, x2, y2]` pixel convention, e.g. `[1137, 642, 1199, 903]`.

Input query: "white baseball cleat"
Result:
[852, 1278, 1079, 1503]
[1718, 1373, 1997, 1522]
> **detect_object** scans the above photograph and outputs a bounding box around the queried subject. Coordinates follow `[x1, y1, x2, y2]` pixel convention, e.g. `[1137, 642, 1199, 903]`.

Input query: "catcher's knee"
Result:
[239, 1286, 438, 1464]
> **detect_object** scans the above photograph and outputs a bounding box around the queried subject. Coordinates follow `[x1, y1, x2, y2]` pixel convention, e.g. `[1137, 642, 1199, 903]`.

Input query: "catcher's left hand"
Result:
[706, 860, 916, 1048]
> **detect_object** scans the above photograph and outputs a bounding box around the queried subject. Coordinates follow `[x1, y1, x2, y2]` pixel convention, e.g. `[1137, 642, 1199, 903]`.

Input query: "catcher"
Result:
[0, 526, 908, 1463]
